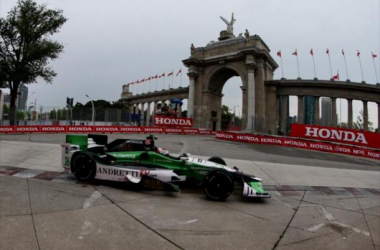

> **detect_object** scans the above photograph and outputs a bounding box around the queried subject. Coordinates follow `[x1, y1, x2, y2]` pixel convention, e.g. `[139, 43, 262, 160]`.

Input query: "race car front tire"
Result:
[71, 153, 96, 181]
[203, 169, 234, 201]
[208, 156, 226, 166]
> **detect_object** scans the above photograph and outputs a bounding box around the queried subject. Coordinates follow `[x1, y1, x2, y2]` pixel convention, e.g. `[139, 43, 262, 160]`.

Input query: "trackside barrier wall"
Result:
[215, 131, 380, 161]
[1, 126, 379, 160]
[0, 125, 216, 135]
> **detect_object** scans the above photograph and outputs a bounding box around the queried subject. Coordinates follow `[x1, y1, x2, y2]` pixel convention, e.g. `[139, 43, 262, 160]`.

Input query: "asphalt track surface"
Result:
[1, 133, 379, 171]
[1, 134, 379, 250]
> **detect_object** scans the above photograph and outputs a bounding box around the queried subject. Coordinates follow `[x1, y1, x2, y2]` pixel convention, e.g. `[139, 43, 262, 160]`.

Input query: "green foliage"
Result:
[221, 105, 232, 130]
[0, 0, 67, 124]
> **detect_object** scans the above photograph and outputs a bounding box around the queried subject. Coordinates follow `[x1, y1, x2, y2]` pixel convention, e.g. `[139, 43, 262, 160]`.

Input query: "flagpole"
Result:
[342, 49, 350, 81]
[280, 55, 284, 79]
[371, 52, 379, 84]
[357, 51, 365, 83]
[311, 49, 317, 79]
[155, 77, 158, 92]
[295, 50, 300, 79]
[327, 49, 333, 79]
[149, 79, 151, 92]
[171, 69, 173, 89]
[180, 69, 182, 87]
[163, 74, 166, 90]
[277, 50, 284, 79]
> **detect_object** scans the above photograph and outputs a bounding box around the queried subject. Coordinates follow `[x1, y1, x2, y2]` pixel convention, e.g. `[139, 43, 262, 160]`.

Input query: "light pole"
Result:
[232, 105, 239, 126]
[86, 94, 95, 125]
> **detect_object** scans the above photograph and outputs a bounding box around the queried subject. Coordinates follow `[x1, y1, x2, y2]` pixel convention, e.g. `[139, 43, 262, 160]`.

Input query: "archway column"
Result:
[141, 103, 145, 126]
[245, 65, 255, 132]
[187, 72, 198, 118]
[297, 95, 304, 124]
[363, 100, 368, 131]
[331, 97, 337, 127]
[313, 96, 320, 125]
[146, 102, 151, 127]
[280, 95, 288, 134]
[347, 99, 353, 129]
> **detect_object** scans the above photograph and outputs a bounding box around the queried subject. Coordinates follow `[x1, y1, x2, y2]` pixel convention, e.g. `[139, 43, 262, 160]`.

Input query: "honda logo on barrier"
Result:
[154, 116, 193, 127]
[17, 127, 38, 132]
[95, 127, 119, 132]
[69, 127, 92, 132]
[0, 127, 14, 132]
[42, 127, 65, 132]
[305, 127, 368, 144]
[121, 127, 142, 132]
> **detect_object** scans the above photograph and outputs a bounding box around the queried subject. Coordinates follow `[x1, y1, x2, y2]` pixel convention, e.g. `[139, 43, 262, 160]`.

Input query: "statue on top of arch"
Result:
[219, 12, 236, 40]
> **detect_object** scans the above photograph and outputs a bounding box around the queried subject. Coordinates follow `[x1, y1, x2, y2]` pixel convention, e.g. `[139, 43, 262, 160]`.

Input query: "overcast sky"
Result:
[1, 0, 379, 127]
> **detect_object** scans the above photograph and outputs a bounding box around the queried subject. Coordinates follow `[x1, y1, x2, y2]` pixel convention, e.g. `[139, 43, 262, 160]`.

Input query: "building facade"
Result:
[321, 97, 332, 126]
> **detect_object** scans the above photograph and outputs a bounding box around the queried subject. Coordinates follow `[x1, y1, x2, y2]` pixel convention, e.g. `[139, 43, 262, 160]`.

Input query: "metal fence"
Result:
[0, 107, 138, 126]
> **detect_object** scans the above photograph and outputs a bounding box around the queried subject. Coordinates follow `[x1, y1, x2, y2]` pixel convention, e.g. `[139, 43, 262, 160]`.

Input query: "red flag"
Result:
[276, 50, 281, 57]
[167, 71, 173, 77]
[153, 75, 158, 79]
[341, 49, 345, 56]
[159, 73, 165, 78]
[332, 72, 339, 80]
[176, 69, 182, 76]
[140, 79, 145, 82]
[310, 49, 313, 56]
[326, 48, 329, 54]
[357, 50, 360, 57]
[373, 53, 378, 58]
[146, 77, 151, 81]
[292, 50, 297, 56]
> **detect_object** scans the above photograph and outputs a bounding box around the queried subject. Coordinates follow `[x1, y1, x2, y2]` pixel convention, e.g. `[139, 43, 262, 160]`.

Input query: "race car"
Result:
[61, 134, 270, 201]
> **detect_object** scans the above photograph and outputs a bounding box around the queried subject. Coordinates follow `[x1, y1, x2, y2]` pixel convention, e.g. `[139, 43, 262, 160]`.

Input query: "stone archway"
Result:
[183, 34, 278, 132]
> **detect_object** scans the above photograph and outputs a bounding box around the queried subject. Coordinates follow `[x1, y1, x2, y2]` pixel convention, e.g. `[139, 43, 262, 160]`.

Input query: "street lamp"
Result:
[86, 94, 95, 125]
[232, 105, 239, 126]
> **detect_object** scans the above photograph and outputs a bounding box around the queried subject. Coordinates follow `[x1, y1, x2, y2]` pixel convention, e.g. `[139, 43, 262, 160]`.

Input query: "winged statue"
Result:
[220, 12, 236, 35]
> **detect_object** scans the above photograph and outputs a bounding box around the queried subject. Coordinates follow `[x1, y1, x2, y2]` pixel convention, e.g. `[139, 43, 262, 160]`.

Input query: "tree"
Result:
[221, 105, 232, 130]
[0, 0, 67, 124]
[353, 109, 374, 131]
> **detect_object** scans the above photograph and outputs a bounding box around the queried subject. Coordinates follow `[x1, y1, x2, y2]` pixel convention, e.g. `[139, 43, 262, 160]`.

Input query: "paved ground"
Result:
[0, 134, 379, 250]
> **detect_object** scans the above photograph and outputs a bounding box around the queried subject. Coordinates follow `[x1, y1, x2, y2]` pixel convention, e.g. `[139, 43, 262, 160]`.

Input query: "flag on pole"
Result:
[277, 50, 281, 57]
[310, 49, 313, 56]
[176, 69, 182, 76]
[357, 50, 360, 57]
[292, 50, 298, 56]
[326, 48, 329, 54]
[372, 53, 378, 58]
[159, 73, 165, 78]
[167, 71, 173, 77]
[332, 72, 339, 80]
[341, 49, 345, 55]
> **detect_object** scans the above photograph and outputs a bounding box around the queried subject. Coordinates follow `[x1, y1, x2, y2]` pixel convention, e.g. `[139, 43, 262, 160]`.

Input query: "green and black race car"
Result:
[61, 134, 270, 201]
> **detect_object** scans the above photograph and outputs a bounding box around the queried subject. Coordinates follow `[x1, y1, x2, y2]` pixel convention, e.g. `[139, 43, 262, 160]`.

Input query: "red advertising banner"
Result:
[0, 126, 15, 133]
[93, 126, 120, 133]
[290, 124, 380, 149]
[165, 128, 183, 134]
[67, 126, 94, 133]
[215, 131, 380, 161]
[143, 127, 165, 134]
[154, 115, 193, 127]
[41, 126, 66, 133]
[15, 126, 40, 133]
[120, 126, 143, 133]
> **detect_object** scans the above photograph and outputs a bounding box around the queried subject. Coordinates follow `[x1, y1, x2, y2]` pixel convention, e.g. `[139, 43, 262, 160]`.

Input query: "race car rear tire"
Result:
[208, 156, 226, 166]
[71, 153, 96, 181]
[203, 169, 234, 201]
